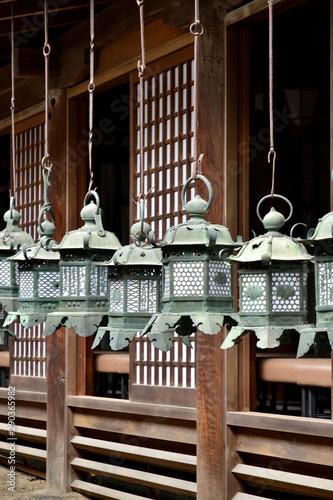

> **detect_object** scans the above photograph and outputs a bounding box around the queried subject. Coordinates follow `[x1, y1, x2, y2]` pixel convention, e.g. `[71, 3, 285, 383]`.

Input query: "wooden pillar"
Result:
[46, 88, 76, 494]
[195, 4, 226, 499]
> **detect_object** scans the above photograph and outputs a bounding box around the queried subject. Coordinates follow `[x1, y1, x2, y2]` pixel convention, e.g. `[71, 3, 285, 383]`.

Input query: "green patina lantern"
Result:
[93, 214, 162, 350]
[4, 217, 60, 329]
[221, 195, 313, 351]
[297, 210, 333, 357]
[43, 191, 121, 337]
[0, 198, 34, 314]
[142, 175, 240, 351]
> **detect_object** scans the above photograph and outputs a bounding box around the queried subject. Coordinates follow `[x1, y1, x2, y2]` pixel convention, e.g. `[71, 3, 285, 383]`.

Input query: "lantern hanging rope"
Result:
[4, 0, 61, 331]
[43, 0, 121, 338]
[136, 0, 240, 352]
[220, 0, 314, 353]
[10, 5, 16, 204]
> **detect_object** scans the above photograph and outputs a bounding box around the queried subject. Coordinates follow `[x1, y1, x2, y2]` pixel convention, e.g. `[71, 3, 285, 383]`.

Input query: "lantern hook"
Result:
[37, 205, 56, 235]
[181, 174, 213, 213]
[256, 194, 293, 224]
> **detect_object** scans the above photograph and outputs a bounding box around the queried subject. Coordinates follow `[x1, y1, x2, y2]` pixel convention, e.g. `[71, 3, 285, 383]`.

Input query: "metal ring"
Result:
[133, 230, 150, 247]
[190, 21, 204, 36]
[181, 174, 213, 213]
[37, 205, 56, 232]
[256, 194, 293, 223]
[88, 82, 95, 93]
[84, 190, 100, 214]
[43, 43, 51, 57]
[290, 222, 307, 239]
[41, 154, 53, 170]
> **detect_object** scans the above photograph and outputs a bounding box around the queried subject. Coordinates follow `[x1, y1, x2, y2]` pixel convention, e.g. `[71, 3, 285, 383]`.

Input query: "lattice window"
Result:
[130, 48, 197, 393]
[132, 50, 195, 239]
[0, 261, 11, 286]
[133, 333, 195, 388]
[12, 114, 46, 378]
[318, 262, 333, 306]
[272, 272, 301, 312]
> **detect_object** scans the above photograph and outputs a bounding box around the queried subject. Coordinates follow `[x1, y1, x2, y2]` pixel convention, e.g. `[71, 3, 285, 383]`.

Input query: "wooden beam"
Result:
[14, 47, 58, 79]
[227, 411, 333, 438]
[225, 0, 307, 26]
[71, 479, 148, 500]
[71, 457, 197, 497]
[232, 463, 333, 499]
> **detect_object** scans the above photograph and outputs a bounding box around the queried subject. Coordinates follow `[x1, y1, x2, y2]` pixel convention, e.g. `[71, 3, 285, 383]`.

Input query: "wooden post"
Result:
[195, 4, 226, 499]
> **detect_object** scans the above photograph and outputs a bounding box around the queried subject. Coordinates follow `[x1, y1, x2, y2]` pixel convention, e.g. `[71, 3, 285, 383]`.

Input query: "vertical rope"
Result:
[137, 0, 146, 197]
[10, 5, 16, 201]
[190, 0, 204, 179]
[88, 0, 95, 193]
[268, 0, 276, 196]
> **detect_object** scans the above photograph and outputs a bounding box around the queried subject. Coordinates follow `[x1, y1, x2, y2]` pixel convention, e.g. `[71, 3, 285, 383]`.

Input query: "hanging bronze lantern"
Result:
[297, 211, 333, 356]
[141, 175, 240, 351]
[93, 215, 162, 350]
[0, 198, 34, 313]
[43, 191, 121, 337]
[221, 195, 313, 351]
[4, 215, 60, 329]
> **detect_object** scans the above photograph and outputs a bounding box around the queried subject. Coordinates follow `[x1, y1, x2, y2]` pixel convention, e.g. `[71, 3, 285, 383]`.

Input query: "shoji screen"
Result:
[130, 47, 196, 405]
[11, 113, 46, 387]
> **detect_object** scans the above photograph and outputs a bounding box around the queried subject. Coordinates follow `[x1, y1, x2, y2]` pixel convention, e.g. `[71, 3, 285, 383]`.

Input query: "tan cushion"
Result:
[0, 351, 9, 368]
[94, 353, 130, 374]
[258, 358, 331, 388]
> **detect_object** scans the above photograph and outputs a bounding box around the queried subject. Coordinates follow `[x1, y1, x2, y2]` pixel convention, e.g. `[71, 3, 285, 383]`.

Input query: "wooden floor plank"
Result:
[233, 464, 333, 499]
[233, 493, 272, 500]
[71, 457, 197, 497]
[71, 435, 196, 472]
[71, 479, 148, 500]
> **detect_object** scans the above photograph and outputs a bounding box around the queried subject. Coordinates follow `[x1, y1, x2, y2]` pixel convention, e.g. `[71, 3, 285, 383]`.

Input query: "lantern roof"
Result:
[55, 199, 121, 252]
[110, 222, 162, 267]
[232, 207, 311, 263]
[160, 194, 238, 248]
[304, 211, 333, 243]
[0, 207, 34, 251]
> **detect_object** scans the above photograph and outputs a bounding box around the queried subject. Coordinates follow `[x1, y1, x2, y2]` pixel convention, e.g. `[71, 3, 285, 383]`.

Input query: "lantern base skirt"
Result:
[93, 327, 137, 351]
[143, 312, 238, 351]
[44, 312, 107, 337]
[3, 312, 47, 329]
[297, 327, 333, 358]
[221, 324, 315, 351]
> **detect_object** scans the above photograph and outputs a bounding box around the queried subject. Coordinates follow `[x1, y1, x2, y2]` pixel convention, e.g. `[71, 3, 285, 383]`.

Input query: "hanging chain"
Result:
[41, 0, 52, 210]
[88, 0, 95, 193]
[190, 0, 204, 179]
[137, 0, 146, 198]
[10, 5, 16, 202]
[268, 0, 276, 196]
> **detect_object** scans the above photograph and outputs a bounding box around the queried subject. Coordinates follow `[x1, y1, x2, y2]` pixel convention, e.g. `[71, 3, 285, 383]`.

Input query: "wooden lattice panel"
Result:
[12, 114, 46, 378]
[133, 333, 195, 388]
[131, 49, 195, 239]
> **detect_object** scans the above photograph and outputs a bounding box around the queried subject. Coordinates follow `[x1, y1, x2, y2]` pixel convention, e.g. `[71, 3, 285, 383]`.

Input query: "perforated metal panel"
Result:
[109, 278, 124, 312]
[90, 265, 108, 296]
[127, 279, 157, 313]
[173, 261, 204, 296]
[209, 261, 232, 296]
[61, 266, 86, 297]
[318, 262, 333, 306]
[0, 260, 12, 287]
[272, 272, 301, 312]
[241, 273, 267, 313]
[38, 271, 60, 298]
[19, 270, 34, 299]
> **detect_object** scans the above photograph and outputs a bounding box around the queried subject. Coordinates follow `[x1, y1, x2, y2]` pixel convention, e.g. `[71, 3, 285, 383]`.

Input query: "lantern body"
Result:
[297, 211, 333, 357]
[221, 205, 312, 351]
[0, 206, 34, 312]
[94, 235, 162, 350]
[4, 231, 60, 329]
[44, 197, 121, 337]
[239, 262, 308, 327]
[142, 189, 239, 351]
